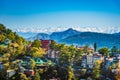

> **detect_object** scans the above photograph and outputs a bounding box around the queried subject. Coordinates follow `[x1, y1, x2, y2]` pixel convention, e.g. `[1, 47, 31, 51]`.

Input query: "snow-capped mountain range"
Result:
[14, 26, 120, 34]
[20, 28, 120, 48]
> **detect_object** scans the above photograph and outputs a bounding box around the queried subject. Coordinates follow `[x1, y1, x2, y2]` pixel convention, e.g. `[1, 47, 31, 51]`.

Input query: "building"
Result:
[105, 57, 113, 69]
[34, 58, 44, 66]
[81, 55, 87, 68]
[81, 52, 103, 68]
[93, 52, 104, 63]
[0, 63, 3, 70]
[21, 57, 31, 67]
[24, 69, 35, 76]
[40, 40, 53, 51]
[47, 49, 59, 63]
[7, 70, 16, 79]
[86, 54, 93, 68]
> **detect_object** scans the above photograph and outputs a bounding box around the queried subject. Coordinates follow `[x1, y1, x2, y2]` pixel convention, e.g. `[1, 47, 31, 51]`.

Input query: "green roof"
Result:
[34, 58, 44, 64]
[0, 44, 7, 47]
[0, 54, 3, 57]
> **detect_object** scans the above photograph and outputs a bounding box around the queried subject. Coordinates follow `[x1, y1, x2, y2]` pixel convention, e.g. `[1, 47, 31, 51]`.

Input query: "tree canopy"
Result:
[98, 47, 110, 56]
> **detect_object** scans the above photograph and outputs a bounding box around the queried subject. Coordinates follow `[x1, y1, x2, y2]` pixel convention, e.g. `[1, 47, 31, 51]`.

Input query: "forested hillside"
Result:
[0, 24, 26, 44]
[60, 32, 120, 48]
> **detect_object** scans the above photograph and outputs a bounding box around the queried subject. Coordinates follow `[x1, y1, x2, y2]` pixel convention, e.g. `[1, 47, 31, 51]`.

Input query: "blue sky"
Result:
[0, 0, 120, 31]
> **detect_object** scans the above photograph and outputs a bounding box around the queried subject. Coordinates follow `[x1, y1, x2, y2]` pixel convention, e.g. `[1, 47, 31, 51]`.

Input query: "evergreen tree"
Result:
[50, 41, 57, 49]
[98, 47, 109, 56]
[94, 42, 97, 52]
[32, 39, 41, 48]
[111, 46, 118, 56]
[83, 44, 90, 53]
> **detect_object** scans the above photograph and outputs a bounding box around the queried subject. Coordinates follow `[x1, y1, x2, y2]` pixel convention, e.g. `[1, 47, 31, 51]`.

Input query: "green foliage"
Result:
[34, 70, 40, 80]
[30, 47, 46, 58]
[94, 42, 97, 52]
[7, 42, 25, 60]
[111, 63, 117, 68]
[1, 23, 120, 80]
[83, 44, 90, 53]
[50, 41, 57, 49]
[92, 60, 101, 79]
[0, 24, 26, 45]
[0, 53, 10, 63]
[67, 66, 75, 80]
[98, 47, 110, 56]
[32, 39, 41, 48]
[111, 46, 118, 56]
[0, 34, 6, 43]
[0, 46, 8, 54]
[57, 44, 84, 66]
[0, 24, 27, 60]
[60, 32, 120, 48]
[6, 28, 12, 35]
[118, 49, 120, 54]
[74, 49, 83, 65]
[20, 73, 28, 80]
[0, 24, 6, 33]
[14, 33, 26, 45]
[7, 32, 15, 40]
[30, 59, 36, 69]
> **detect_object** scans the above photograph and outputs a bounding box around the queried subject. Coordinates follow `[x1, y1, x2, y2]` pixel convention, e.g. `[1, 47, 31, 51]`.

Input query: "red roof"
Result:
[24, 70, 35, 76]
[41, 40, 53, 50]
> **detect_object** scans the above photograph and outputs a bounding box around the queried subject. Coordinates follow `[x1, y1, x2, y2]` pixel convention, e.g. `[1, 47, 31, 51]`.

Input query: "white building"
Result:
[81, 52, 103, 68]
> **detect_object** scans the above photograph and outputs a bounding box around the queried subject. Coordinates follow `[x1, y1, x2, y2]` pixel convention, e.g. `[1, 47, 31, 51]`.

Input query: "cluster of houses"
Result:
[81, 52, 104, 69]
[1, 39, 120, 79]
[0, 39, 55, 79]
[40, 40, 120, 75]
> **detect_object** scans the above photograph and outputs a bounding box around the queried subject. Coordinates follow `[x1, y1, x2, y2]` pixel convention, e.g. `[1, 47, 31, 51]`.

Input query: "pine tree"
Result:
[94, 42, 97, 52]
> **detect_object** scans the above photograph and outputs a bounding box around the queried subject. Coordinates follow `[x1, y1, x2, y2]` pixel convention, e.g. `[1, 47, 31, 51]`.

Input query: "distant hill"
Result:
[60, 32, 120, 48]
[27, 28, 120, 48]
[27, 33, 50, 41]
[27, 28, 81, 41]
[113, 32, 120, 36]
[50, 28, 81, 41]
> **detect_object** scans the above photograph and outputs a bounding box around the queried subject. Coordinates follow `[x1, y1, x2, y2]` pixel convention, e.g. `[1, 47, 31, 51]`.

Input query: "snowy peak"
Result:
[15, 26, 120, 34]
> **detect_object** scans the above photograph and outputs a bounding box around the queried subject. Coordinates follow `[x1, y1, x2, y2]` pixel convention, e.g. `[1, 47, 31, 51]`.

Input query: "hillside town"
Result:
[1, 25, 120, 80]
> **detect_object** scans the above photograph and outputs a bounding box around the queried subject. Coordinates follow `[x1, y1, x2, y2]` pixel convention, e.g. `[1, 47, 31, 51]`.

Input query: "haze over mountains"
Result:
[17, 28, 120, 48]
[16, 26, 120, 34]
